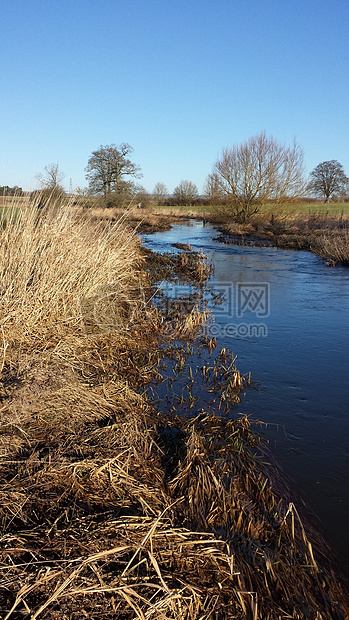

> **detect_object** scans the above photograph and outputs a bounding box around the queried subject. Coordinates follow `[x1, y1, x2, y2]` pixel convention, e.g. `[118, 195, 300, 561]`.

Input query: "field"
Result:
[296, 201, 349, 214]
[0, 195, 29, 210]
[1, 194, 348, 217]
[151, 201, 349, 216]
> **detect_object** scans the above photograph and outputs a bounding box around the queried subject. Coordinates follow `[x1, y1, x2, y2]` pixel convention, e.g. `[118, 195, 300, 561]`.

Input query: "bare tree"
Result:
[85, 144, 142, 200]
[308, 160, 349, 202]
[130, 184, 150, 208]
[204, 172, 224, 204]
[33, 163, 66, 209]
[212, 132, 306, 221]
[35, 163, 65, 191]
[153, 182, 168, 205]
[173, 180, 199, 206]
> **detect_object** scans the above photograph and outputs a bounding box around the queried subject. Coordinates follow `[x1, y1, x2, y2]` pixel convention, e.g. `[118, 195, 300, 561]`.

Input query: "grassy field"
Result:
[153, 201, 349, 216]
[295, 201, 349, 214]
[1, 194, 348, 216]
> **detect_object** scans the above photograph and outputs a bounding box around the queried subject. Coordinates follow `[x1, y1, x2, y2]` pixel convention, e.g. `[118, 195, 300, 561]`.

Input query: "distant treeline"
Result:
[0, 185, 24, 196]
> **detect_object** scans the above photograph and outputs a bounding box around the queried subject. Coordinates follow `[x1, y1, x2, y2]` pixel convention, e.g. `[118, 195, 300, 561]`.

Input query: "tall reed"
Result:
[0, 195, 145, 371]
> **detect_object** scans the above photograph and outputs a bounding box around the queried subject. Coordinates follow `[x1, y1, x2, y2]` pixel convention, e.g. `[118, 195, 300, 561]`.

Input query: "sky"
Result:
[1, 0, 348, 194]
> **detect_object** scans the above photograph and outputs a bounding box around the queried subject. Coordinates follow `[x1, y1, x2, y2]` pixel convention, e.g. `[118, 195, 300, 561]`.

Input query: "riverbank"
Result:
[215, 210, 349, 266]
[1, 200, 349, 618]
[86, 203, 349, 266]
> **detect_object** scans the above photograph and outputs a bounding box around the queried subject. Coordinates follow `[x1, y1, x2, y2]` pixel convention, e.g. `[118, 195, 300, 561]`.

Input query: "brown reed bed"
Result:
[0, 196, 348, 618]
[142, 245, 213, 287]
[214, 209, 349, 266]
[2, 397, 348, 618]
[86, 205, 203, 234]
[311, 228, 349, 266]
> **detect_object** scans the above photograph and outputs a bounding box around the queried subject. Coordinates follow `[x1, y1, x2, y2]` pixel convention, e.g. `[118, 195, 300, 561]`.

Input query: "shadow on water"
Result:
[143, 219, 349, 574]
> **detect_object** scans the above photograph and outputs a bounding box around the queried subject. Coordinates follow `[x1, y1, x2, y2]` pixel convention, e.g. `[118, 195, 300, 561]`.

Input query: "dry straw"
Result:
[0, 195, 148, 373]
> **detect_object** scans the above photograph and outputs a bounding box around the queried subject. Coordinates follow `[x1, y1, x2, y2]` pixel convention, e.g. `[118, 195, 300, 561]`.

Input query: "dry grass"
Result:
[0, 194, 348, 618]
[1, 400, 348, 618]
[312, 228, 349, 266]
[0, 196, 30, 209]
[86, 205, 207, 234]
[0, 196, 149, 374]
[151, 207, 207, 218]
[217, 210, 349, 264]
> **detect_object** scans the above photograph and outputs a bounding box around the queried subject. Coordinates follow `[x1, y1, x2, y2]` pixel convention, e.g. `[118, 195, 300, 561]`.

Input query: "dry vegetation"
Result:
[312, 228, 349, 266]
[85, 205, 208, 234]
[0, 196, 348, 618]
[216, 207, 349, 265]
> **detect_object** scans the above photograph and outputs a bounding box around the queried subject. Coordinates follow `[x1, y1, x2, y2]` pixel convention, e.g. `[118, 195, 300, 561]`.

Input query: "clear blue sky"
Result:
[1, 0, 348, 194]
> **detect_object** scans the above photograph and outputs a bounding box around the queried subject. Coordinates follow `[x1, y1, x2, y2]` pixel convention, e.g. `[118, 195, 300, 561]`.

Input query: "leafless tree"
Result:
[153, 182, 168, 205]
[212, 132, 306, 221]
[204, 172, 224, 204]
[35, 163, 65, 191]
[85, 144, 142, 200]
[173, 180, 198, 206]
[308, 160, 349, 202]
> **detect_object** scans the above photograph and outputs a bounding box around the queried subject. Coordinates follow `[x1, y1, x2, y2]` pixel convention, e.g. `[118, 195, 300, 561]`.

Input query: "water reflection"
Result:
[143, 221, 349, 573]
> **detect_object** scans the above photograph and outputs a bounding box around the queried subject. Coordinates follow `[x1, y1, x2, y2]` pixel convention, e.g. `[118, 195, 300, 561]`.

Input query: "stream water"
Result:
[142, 220, 349, 573]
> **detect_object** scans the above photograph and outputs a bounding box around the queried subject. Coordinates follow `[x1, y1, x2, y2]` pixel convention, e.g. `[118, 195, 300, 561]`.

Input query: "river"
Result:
[142, 219, 349, 573]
